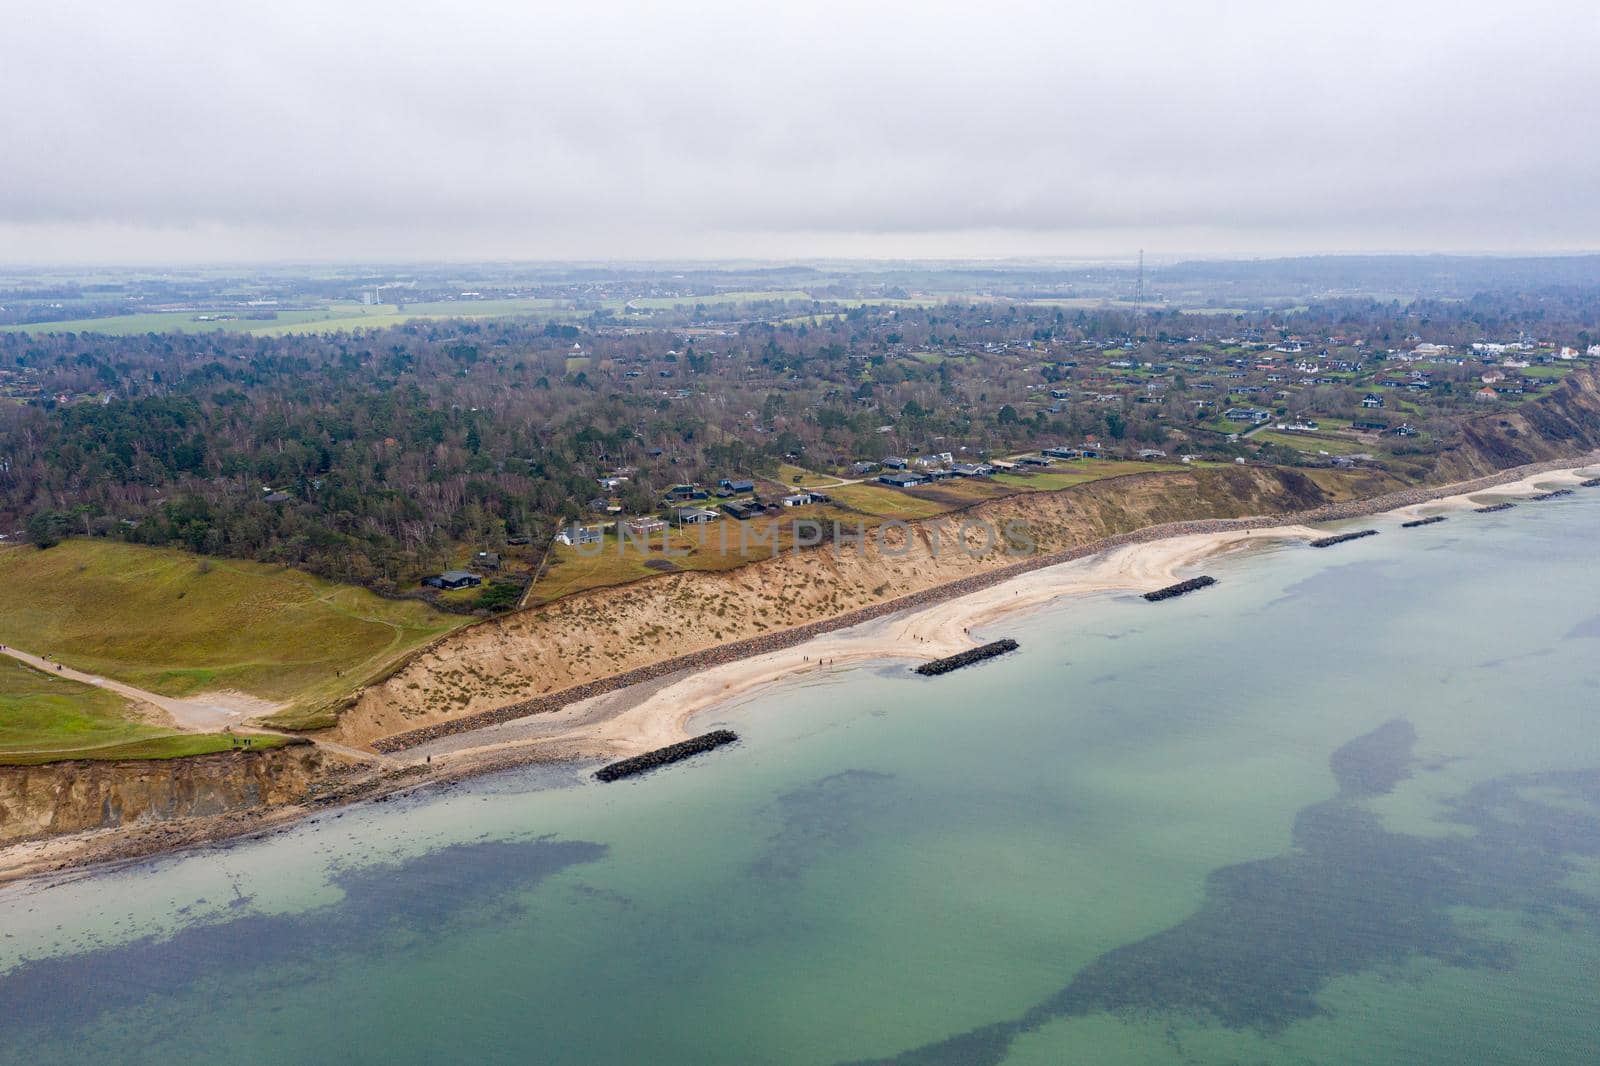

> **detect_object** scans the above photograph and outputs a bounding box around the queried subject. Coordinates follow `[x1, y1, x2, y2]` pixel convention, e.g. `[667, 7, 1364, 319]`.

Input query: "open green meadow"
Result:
[991, 458, 1183, 492]
[0, 655, 287, 765]
[1252, 429, 1373, 456]
[0, 541, 466, 730]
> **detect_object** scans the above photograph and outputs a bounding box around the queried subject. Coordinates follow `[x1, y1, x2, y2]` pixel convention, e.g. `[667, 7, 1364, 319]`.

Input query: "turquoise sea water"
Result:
[3, 494, 1598, 1065]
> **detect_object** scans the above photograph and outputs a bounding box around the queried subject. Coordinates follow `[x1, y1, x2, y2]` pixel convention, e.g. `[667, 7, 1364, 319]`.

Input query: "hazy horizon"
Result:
[6, 0, 1598, 265]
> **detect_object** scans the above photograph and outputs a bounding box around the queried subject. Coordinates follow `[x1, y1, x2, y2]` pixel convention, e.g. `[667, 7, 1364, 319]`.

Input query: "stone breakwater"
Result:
[1143, 576, 1218, 602]
[370, 452, 1599, 753]
[594, 730, 739, 782]
[914, 639, 1019, 677]
[1401, 515, 1448, 528]
[1531, 488, 1575, 500]
[1476, 502, 1517, 514]
[1583, 478, 1600, 488]
[1309, 529, 1379, 548]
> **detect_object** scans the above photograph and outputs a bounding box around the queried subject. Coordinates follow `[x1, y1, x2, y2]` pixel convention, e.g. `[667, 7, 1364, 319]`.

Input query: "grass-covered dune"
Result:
[0, 655, 289, 765]
[0, 540, 467, 730]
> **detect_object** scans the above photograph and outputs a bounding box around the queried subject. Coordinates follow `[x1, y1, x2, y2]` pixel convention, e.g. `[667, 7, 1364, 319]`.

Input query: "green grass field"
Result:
[0, 540, 466, 730]
[825, 482, 954, 519]
[991, 459, 1182, 492]
[1252, 430, 1372, 456]
[772, 463, 847, 487]
[0, 655, 288, 765]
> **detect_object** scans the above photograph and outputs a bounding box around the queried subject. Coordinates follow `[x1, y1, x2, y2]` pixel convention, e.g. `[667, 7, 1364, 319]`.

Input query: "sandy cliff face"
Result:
[1447, 369, 1600, 476]
[330, 463, 1394, 746]
[0, 744, 324, 845]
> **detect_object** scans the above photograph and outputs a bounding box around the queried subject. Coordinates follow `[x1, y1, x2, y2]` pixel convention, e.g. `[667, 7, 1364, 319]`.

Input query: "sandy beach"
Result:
[1388, 464, 1596, 518]
[412, 525, 1315, 766]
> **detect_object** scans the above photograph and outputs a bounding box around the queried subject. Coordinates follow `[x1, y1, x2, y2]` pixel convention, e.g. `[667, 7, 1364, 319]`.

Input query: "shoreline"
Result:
[3, 452, 1596, 887]
[424, 457, 1598, 769]
[379, 451, 1600, 760]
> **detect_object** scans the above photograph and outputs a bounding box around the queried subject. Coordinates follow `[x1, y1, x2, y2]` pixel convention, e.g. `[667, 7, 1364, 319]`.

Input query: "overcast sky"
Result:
[3, 0, 1597, 264]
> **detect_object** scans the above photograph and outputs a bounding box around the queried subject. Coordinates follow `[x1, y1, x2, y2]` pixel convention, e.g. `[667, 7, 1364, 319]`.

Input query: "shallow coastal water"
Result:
[3, 495, 1599, 1065]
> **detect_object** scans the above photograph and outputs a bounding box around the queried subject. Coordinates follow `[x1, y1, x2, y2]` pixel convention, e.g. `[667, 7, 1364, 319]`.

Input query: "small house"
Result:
[424, 571, 481, 591]
[878, 471, 927, 488]
[780, 493, 814, 508]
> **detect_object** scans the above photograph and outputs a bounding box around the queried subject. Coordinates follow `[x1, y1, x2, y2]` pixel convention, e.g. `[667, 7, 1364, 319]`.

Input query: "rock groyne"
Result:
[1309, 529, 1379, 548]
[1401, 515, 1448, 528]
[594, 730, 739, 782]
[914, 639, 1019, 676]
[1476, 502, 1516, 514]
[1143, 576, 1218, 602]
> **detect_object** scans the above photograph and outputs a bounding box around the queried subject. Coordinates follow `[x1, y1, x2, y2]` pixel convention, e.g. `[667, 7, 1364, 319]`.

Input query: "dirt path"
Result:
[0, 644, 403, 768]
[0, 645, 282, 730]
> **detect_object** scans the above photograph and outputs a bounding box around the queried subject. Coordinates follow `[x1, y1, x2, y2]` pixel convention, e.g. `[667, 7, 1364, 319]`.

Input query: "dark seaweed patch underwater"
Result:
[0, 837, 605, 1047]
[749, 769, 900, 882]
[853, 720, 1600, 1065]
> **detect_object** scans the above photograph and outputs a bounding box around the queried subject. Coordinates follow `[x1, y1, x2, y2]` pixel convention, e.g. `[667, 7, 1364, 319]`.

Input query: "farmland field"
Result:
[0, 298, 570, 338]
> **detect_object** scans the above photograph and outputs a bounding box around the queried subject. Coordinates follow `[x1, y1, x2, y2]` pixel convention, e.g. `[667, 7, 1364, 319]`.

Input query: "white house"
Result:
[556, 525, 602, 546]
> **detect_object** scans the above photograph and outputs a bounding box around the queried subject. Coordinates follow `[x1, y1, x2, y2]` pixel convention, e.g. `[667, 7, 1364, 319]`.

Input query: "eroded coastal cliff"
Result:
[0, 743, 325, 846]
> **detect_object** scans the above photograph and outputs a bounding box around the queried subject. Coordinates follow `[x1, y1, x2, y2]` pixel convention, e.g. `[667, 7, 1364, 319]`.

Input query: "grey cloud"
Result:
[3, 0, 1598, 262]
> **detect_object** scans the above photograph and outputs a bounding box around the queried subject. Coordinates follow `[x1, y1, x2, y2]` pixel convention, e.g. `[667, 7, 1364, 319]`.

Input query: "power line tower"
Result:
[1135, 249, 1145, 316]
